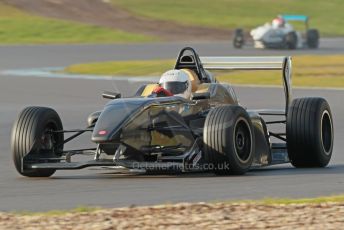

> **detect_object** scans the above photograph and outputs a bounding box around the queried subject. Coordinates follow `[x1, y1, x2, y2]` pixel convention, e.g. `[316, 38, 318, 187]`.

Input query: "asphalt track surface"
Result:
[0, 39, 344, 211]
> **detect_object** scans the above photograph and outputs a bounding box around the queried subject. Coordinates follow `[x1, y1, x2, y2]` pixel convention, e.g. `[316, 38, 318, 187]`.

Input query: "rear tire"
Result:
[286, 98, 333, 167]
[285, 31, 298, 49]
[203, 106, 255, 175]
[11, 107, 64, 177]
[306, 29, 319, 49]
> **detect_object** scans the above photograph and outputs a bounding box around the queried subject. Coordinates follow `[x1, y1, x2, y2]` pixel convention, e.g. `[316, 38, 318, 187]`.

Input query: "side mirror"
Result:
[191, 92, 210, 100]
[102, 91, 121, 99]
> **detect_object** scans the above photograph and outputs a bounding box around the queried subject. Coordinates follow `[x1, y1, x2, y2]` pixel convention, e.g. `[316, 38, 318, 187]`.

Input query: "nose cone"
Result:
[91, 105, 127, 143]
[91, 99, 148, 143]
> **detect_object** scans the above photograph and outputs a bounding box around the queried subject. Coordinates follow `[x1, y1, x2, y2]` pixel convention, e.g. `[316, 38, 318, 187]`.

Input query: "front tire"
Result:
[203, 106, 255, 175]
[286, 98, 333, 167]
[11, 107, 64, 177]
[233, 28, 244, 49]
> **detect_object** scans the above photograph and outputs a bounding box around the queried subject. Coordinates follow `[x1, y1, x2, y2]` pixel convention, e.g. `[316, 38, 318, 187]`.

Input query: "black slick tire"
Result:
[286, 98, 333, 167]
[233, 28, 244, 49]
[203, 105, 255, 175]
[285, 31, 298, 49]
[306, 29, 319, 49]
[11, 107, 64, 177]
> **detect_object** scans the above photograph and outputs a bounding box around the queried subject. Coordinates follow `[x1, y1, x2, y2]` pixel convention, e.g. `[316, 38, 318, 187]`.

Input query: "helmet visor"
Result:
[160, 81, 188, 95]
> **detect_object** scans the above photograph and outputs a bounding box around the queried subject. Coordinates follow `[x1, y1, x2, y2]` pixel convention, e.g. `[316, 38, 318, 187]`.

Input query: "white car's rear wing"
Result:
[200, 56, 292, 115]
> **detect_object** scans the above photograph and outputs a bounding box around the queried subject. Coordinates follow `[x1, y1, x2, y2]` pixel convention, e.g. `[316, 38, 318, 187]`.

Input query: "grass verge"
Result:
[237, 194, 344, 205]
[12, 206, 100, 216]
[114, 0, 344, 36]
[64, 55, 344, 88]
[0, 3, 154, 44]
[65, 59, 175, 76]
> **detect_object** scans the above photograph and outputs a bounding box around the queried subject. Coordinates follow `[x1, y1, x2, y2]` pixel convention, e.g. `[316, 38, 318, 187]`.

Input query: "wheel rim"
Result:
[40, 122, 59, 154]
[321, 110, 333, 155]
[233, 118, 252, 163]
[41, 129, 53, 150]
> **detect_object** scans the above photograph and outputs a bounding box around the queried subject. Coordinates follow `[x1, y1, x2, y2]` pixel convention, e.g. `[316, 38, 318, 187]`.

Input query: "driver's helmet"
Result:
[272, 16, 285, 28]
[159, 69, 192, 99]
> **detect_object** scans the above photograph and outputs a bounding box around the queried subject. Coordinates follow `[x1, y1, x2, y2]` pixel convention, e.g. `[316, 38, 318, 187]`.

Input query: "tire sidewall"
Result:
[222, 107, 254, 172]
[287, 98, 334, 167]
[306, 29, 319, 48]
[312, 100, 333, 166]
[285, 32, 297, 49]
[203, 106, 255, 174]
[233, 29, 244, 48]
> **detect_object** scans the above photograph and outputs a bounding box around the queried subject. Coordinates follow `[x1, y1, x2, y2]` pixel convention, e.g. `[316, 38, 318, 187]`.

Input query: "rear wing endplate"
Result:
[200, 56, 292, 115]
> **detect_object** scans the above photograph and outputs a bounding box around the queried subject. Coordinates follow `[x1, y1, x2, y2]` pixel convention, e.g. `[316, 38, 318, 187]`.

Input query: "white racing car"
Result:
[233, 15, 319, 49]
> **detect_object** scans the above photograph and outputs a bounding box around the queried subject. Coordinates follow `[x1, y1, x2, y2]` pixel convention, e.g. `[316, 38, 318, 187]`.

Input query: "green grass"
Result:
[234, 194, 344, 205]
[114, 0, 344, 36]
[65, 59, 175, 76]
[64, 55, 344, 88]
[13, 206, 99, 216]
[217, 55, 344, 88]
[0, 3, 154, 44]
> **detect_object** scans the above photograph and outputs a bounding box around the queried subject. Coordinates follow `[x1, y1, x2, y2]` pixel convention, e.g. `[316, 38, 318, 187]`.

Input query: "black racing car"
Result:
[11, 47, 334, 177]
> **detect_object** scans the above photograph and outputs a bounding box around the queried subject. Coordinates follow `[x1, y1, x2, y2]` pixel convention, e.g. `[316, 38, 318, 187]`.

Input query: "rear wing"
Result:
[281, 15, 308, 22]
[200, 56, 292, 115]
[281, 15, 309, 29]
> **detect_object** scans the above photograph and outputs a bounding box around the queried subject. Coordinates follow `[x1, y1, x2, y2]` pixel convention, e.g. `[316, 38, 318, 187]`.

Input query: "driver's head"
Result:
[272, 16, 285, 28]
[159, 69, 192, 99]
